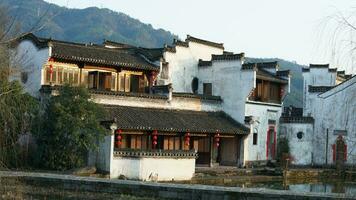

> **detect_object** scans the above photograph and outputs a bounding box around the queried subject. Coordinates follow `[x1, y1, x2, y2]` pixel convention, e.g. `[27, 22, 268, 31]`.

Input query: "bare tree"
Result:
[0, 5, 53, 169]
[316, 9, 356, 74]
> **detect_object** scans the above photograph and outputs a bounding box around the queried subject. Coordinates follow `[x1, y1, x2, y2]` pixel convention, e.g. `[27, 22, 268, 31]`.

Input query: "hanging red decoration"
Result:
[49, 64, 53, 75]
[280, 88, 284, 98]
[115, 129, 122, 148]
[215, 133, 220, 148]
[185, 132, 190, 147]
[152, 130, 158, 149]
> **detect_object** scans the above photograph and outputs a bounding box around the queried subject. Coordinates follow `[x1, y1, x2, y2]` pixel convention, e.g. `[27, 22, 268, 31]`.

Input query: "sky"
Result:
[44, 0, 356, 73]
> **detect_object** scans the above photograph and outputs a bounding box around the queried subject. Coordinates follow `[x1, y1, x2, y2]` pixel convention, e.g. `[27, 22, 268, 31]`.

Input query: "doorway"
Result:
[266, 126, 276, 160]
[194, 137, 211, 165]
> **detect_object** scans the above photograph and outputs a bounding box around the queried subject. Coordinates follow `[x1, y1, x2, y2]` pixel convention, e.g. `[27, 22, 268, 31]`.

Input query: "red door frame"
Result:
[266, 126, 276, 160]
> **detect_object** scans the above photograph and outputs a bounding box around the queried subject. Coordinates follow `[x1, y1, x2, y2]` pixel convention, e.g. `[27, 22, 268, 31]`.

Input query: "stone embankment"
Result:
[0, 171, 355, 200]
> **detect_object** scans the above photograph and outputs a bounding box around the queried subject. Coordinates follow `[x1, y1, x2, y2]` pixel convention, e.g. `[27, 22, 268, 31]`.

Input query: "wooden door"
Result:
[195, 137, 211, 165]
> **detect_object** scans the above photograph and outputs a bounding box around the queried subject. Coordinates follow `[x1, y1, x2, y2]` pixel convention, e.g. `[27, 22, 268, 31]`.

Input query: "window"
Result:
[253, 133, 258, 145]
[87, 71, 115, 91]
[297, 132, 303, 140]
[164, 136, 181, 150]
[203, 83, 212, 95]
[269, 83, 281, 103]
[119, 73, 125, 92]
[161, 63, 169, 79]
[44, 65, 80, 85]
[111, 73, 117, 91]
[130, 75, 140, 92]
[125, 74, 130, 92]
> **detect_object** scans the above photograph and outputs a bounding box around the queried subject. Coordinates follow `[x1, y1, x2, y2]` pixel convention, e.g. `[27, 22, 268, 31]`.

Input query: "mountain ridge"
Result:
[0, 0, 177, 47]
[0, 0, 305, 107]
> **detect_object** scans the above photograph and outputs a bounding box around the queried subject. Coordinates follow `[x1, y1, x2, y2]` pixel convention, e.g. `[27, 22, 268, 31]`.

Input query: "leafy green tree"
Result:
[0, 81, 39, 168]
[35, 85, 108, 170]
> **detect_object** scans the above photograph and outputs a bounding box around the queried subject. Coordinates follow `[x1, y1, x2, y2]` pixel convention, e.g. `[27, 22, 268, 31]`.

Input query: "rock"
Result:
[73, 166, 96, 176]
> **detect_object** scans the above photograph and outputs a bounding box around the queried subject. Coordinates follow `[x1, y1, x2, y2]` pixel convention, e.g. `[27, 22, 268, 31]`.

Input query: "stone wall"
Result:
[0, 172, 353, 200]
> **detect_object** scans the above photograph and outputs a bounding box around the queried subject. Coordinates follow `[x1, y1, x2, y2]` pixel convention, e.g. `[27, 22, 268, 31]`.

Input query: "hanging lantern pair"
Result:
[152, 130, 158, 149]
[115, 129, 122, 148]
[214, 133, 220, 148]
[185, 132, 190, 147]
[48, 58, 54, 75]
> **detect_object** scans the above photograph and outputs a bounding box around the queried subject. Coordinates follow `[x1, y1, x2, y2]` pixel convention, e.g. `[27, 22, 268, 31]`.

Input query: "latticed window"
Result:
[161, 63, 169, 79]
[44, 65, 80, 86]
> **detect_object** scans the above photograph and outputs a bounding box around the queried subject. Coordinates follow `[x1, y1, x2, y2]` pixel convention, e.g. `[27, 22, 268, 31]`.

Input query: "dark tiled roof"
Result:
[186, 35, 224, 50]
[223, 51, 234, 55]
[257, 68, 288, 84]
[50, 41, 159, 71]
[173, 39, 189, 47]
[212, 53, 244, 61]
[242, 61, 278, 69]
[198, 59, 212, 67]
[16, 33, 159, 71]
[164, 45, 176, 53]
[172, 92, 222, 101]
[104, 105, 249, 135]
[310, 64, 329, 68]
[137, 48, 164, 62]
[257, 61, 278, 68]
[276, 70, 290, 77]
[15, 33, 49, 49]
[241, 63, 257, 70]
[337, 70, 345, 75]
[308, 85, 334, 93]
[328, 68, 337, 72]
[103, 40, 135, 48]
[302, 68, 310, 72]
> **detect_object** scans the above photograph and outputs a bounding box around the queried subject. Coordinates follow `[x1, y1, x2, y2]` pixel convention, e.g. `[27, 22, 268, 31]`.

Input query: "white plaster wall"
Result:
[280, 123, 313, 165]
[243, 102, 282, 163]
[315, 77, 356, 165]
[111, 157, 195, 181]
[198, 60, 254, 123]
[163, 42, 223, 93]
[303, 68, 336, 116]
[304, 68, 336, 87]
[10, 40, 49, 97]
[93, 94, 222, 112]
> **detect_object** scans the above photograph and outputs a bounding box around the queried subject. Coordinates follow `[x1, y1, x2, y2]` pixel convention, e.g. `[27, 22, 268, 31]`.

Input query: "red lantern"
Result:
[49, 64, 53, 75]
[152, 130, 158, 149]
[115, 129, 123, 148]
[215, 133, 220, 148]
[185, 132, 190, 147]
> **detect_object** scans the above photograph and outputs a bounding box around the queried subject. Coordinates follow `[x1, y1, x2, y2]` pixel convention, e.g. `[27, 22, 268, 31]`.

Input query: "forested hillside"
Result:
[0, 0, 177, 47]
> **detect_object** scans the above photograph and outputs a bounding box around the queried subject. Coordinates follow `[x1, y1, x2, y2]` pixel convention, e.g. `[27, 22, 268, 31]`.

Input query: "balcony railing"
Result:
[114, 149, 198, 158]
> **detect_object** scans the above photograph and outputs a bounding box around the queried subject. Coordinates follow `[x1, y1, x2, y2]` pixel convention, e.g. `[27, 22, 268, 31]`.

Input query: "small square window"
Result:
[203, 83, 212, 95]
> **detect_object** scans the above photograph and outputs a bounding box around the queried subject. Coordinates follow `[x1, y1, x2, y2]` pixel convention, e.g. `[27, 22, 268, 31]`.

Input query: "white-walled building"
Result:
[11, 33, 250, 180]
[157, 36, 290, 166]
[280, 64, 356, 166]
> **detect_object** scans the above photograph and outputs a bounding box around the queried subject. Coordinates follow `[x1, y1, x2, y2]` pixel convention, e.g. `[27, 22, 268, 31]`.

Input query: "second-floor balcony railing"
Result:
[113, 148, 198, 159]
